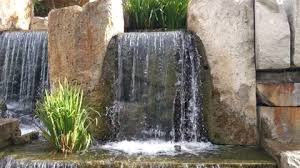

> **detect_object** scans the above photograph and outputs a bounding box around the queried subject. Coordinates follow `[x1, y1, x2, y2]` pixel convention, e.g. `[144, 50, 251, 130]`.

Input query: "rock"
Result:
[255, 0, 291, 69]
[30, 17, 48, 30]
[281, 151, 300, 168]
[0, 99, 7, 118]
[259, 106, 300, 144]
[0, 119, 21, 148]
[12, 131, 39, 145]
[257, 83, 300, 106]
[187, 0, 257, 145]
[0, 0, 33, 31]
[48, 0, 124, 139]
[257, 70, 300, 83]
[294, 0, 300, 66]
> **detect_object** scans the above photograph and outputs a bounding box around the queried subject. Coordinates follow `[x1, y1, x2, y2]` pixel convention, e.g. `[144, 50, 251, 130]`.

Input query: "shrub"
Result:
[36, 80, 95, 153]
[32, 0, 50, 17]
[124, 0, 189, 30]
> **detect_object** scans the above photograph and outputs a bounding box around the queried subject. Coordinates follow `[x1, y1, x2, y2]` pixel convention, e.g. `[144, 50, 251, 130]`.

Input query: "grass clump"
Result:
[36, 80, 95, 154]
[124, 0, 189, 30]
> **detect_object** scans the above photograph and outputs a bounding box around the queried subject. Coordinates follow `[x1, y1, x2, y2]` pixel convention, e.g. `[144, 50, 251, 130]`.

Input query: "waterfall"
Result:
[112, 31, 208, 142]
[0, 31, 49, 125]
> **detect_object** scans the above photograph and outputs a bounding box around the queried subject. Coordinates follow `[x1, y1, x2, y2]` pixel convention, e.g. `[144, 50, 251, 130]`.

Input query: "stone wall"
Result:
[255, 0, 300, 166]
[48, 0, 124, 139]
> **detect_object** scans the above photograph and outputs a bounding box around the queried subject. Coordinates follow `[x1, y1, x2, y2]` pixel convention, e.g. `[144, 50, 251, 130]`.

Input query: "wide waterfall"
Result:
[111, 31, 208, 142]
[0, 31, 49, 127]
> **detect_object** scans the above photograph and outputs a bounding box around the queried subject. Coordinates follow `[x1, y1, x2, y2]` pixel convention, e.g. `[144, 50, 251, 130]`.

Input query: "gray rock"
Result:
[188, 0, 257, 145]
[255, 0, 291, 69]
[281, 151, 300, 168]
[12, 131, 39, 145]
[0, 119, 21, 148]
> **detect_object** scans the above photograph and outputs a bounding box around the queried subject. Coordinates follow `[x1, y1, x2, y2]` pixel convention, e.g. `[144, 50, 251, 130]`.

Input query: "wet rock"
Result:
[30, 17, 48, 30]
[281, 151, 300, 168]
[188, 0, 257, 145]
[0, 119, 21, 148]
[48, 0, 124, 139]
[255, 0, 290, 69]
[0, 0, 33, 31]
[259, 106, 300, 144]
[12, 131, 39, 145]
[0, 99, 7, 118]
[257, 83, 300, 106]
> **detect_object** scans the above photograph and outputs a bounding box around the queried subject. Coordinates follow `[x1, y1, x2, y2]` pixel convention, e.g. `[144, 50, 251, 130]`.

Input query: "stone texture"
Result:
[48, 0, 124, 139]
[259, 106, 300, 144]
[257, 70, 300, 84]
[294, 0, 300, 66]
[12, 131, 39, 145]
[30, 17, 48, 30]
[0, 0, 33, 31]
[0, 119, 21, 148]
[255, 0, 291, 69]
[188, 0, 257, 145]
[281, 151, 300, 168]
[257, 83, 300, 106]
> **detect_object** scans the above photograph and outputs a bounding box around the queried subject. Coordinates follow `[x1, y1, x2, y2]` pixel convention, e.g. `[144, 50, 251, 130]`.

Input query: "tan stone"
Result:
[30, 17, 48, 30]
[0, 119, 21, 148]
[259, 106, 300, 144]
[0, 0, 33, 31]
[48, 0, 124, 139]
[257, 83, 300, 106]
[188, 0, 257, 145]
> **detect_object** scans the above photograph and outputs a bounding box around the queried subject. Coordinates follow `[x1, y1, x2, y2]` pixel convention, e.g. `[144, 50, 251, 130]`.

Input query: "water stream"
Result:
[0, 31, 49, 131]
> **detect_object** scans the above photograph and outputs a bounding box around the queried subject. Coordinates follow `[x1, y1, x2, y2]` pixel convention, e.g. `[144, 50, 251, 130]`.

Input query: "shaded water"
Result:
[0, 141, 276, 168]
[0, 31, 49, 125]
[111, 32, 207, 142]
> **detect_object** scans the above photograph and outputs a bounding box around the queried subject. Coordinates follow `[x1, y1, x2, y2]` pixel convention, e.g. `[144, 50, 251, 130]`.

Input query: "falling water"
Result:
[111, 31, 208, 142]
[0, 31, 49, 125]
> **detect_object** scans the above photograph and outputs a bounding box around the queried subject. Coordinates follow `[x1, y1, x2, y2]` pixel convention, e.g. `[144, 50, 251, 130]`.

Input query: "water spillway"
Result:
[0, 31, 49, 125]
[111, 31, 208, 142]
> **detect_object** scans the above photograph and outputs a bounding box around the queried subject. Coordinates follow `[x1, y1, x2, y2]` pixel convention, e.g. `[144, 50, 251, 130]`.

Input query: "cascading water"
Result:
[105, 31, 210, 154]
[0, 31, 49, 131]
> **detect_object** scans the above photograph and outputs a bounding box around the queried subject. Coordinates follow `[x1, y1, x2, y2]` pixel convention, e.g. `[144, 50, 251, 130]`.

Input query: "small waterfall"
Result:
[0, 31, 49, 124]
[112, 31, 208, 142]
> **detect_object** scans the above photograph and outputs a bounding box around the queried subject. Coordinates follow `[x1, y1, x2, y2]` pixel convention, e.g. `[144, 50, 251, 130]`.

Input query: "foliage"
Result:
[124, 0, 189, 30]
[32, 0, 50, 17]
[36, 80, 96, 153]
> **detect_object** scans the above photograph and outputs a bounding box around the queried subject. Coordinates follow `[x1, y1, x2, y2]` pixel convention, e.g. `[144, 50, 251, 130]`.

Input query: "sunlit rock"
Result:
[30, 17, 48, 30]
[255, 0, 290, 69]
[281, 151, 300, 168]
[188, 0, 257, 145]
[48, 0, 124, 139]
[0, 0, 33, 31]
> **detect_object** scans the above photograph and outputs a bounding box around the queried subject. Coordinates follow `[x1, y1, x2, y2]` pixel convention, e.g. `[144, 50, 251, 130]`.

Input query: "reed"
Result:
[36, 80, 95, 153]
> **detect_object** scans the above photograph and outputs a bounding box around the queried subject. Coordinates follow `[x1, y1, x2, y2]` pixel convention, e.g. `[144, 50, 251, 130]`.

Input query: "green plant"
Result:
[124, 0, 189, 30]
[36, 80, 96, 153]
[33, 0, 50, 17]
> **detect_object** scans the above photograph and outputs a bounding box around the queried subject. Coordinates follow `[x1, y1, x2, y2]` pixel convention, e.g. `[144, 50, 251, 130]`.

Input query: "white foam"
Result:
[101, 140, 216, 156]
[20, 124, 38, 135]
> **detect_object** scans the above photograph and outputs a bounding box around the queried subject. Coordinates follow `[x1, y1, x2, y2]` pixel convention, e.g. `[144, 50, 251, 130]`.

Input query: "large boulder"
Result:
[48, 0, 124, 139]
[0, 0, 33, 31]
[255, 0, 291, 69]
[188, 0, 257, 145]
